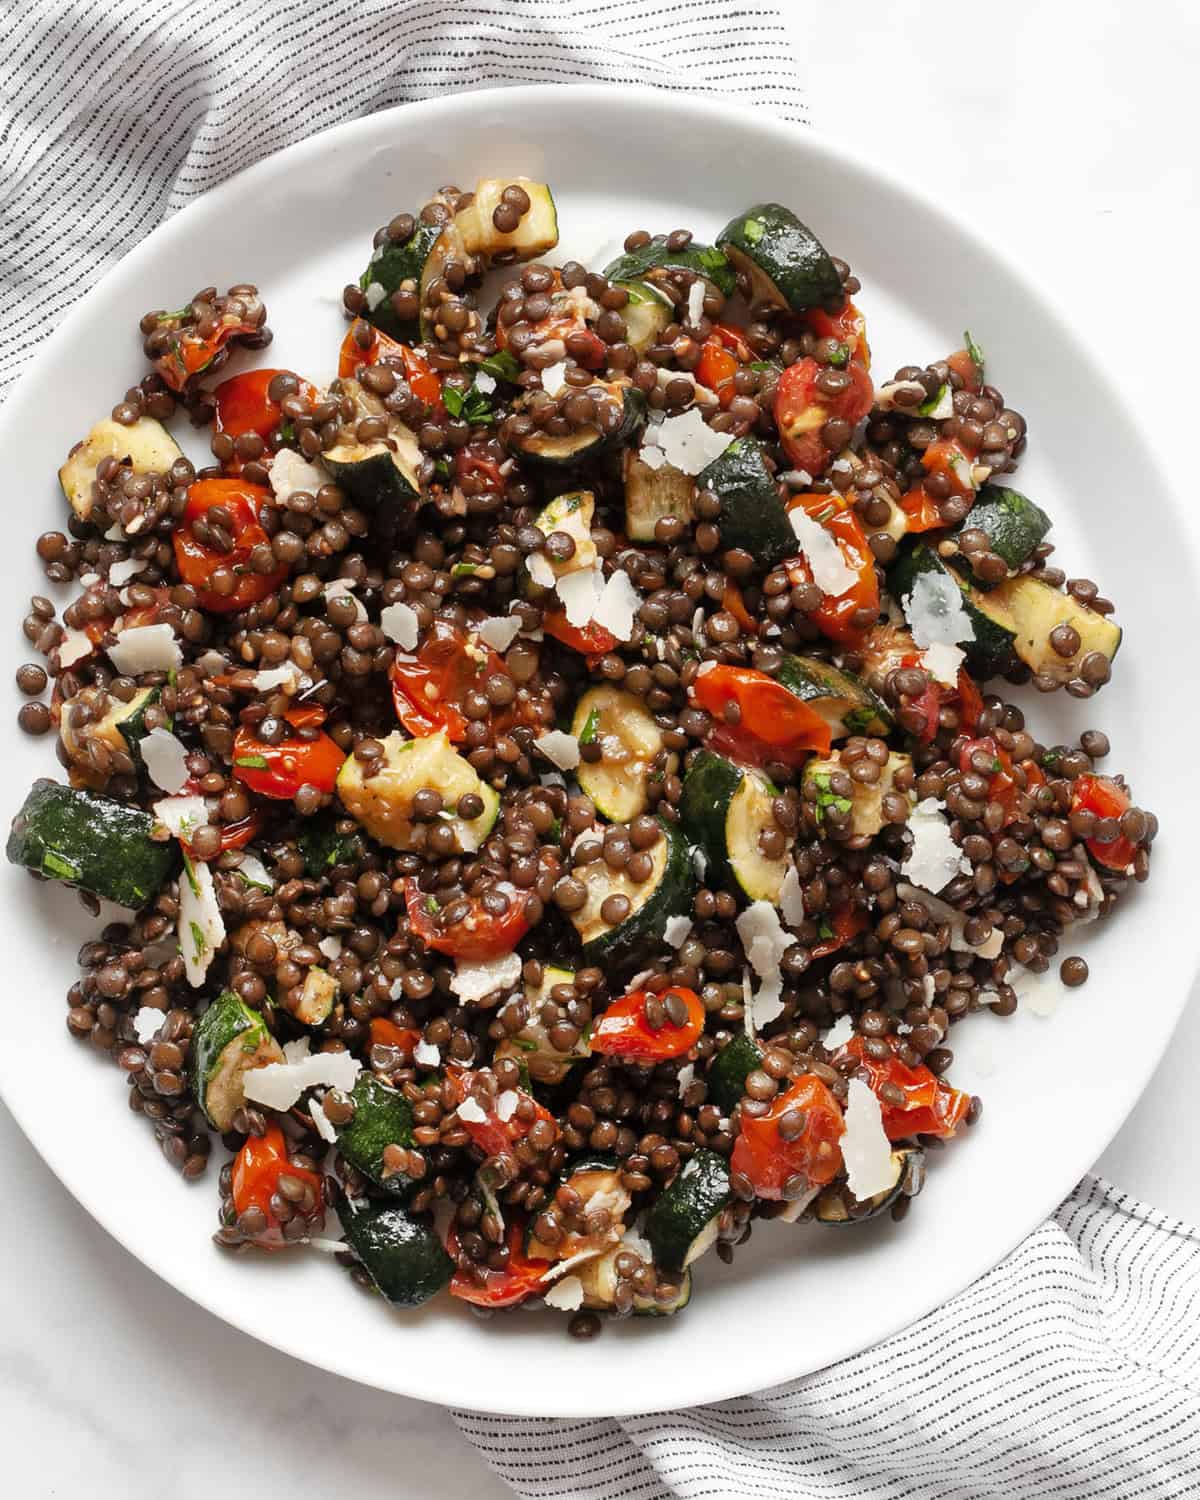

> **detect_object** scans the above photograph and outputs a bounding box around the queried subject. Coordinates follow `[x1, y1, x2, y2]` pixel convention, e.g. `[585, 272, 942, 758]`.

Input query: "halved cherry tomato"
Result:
[542, 611, 620, 657]
[389, 619, 510, 742]
[1071, 774, 1138, 872]
[783, 493, 880, 647]
[694, 323, 754, 407]
[589, 987, 704, 1063]
[445, 1070, 559, 1160]
[810, 904, 869, 960]
[447, 1218, 552, 1308]
[956, 670, 984, 734]
[338, 319, 443, 406]
[834, 1035, 970, 1140]
[921, 437, 977, 497]
[690, 663, 831, 768]
[214, 369, 318, 462]
[804, 299, 870, 370]
[946, 346, 983, 395]
[231, 724, 345, 799]
[404, 877, 532, 961]
[495, 269, 606, 369]
[231, 1124, 324, 1248]
[721, 580, 758, 635]
[730, 1075, 845, 1199]
[775, 356, 874, 478]
[897, 484, 943, 533]
[180, 809, 265, 860]
[154, 313, 261, 392]
[368, 1017, 421, 1054]
[959, 735, 1046, 828]
[173, 477, 288, 613]
[901, 652, 982, 744]
[454, 445, 505, 494]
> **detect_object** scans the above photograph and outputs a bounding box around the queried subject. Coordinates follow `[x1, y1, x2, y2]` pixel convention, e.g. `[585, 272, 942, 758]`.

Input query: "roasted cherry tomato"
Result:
[690, 663, 831, 768]
[834, 1035, 970, 1141]
[810, 904, 869, 960]
[921, 437, 977, 497]
[368, 1017, 421, 1055]
[213, 369, 318, 468]
[694, 323, 754, 407]
[445, 1070, 558, 1160]
[454, 444, 505, 495]
[774, 356, 873, 477]
[153, 312, 261, 392]
[901, 651, 982, 743]
[231, 724, 345, 800]
[804, 299, 870, 370]
[783, 493, 880, 647]
[338, 319, 443, 406]
[959, 736, 1044, 827]
[495, 269, 606, 369]
[1071, 774, 1139, 872]
[181, 809, 265, 860]
[897, 484, 943, 533]
[946, 345, 983, 395]
[389, 619, 511, 742]
[231, 1124, 324, 1248]
[447, 1218, 552, 1308]
[404, 877, 532, 961]
[542, 611, 620, 657]
[172, 477, 287, 613]
[589, 987, 704, 1063]
[730, 1075, 845, 1200]
[721, 580, 758, 635]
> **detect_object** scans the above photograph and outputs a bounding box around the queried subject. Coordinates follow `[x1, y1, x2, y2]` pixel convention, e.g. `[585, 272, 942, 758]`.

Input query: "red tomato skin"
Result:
[448, 1219, 551, 1308]
[369, 1018, 420, 1054]
[782, 494, 880, 647]
[173, 477, 288, 613]
[730, 1075, 845, 1199]
[542, 612, 619, 656]
[834, 1036, 969, 1141]
[775, 358, 873, 478]
[690, 664, 832, 767]
[231, 725, 345, 799]
[231, 1125, 324, 1248]
[1072, 774, 1139, 871]
[445, 1071, 558, 1159]
[589, 988, 705, 1063]
[404, 877, 532, 961]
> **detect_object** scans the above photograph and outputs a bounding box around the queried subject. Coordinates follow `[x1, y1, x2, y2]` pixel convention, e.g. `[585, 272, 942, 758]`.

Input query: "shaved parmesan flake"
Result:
[58, 628, 94, 669]
[621, 1223, 655, 1263]
[527, 553, 556, 589]
[737, 901, 791, 977]
[251, 664, 302, 692]
[539, 770, 566, 788]
[534, 730, 580, 771]
[450, 951, 523, 1004]
[495, 1089, 519, 1122]
[457, 1095, 488, 1125]
[153, 794, 208, 839]
[270, 447, 327, 502]
[104, 520, 127, 541]
[474, 370, 496, 395]
[237, 854, 273, 892]
[663, 914, 692, 949]
[308, 1098, 339, 1144]
[676, 1063, 695, 1098]
[639, 442, 668, 470]
[414, 1039, 441, 1068]
[363, 281, 387, 311]
[789, 509, 857, 596]
[842, 1078, 893, 1200]
[283, 1038, 312, 1064]
[108, 623, 181, 676]
[323, 576, 367, 622]
[317, 935, 343, 961]
[921, 641, 965, 687]
[540, 361, 568, 397]
[243, 1048, 361, 1111]
[895, 882, 1002, 959]
[132, 1007, 163, 1044]
[905, 572, 972, 648]
[380, 602, 419, 649]
[543, 1274, 585, 1311]
[900, 799, 972, 894]
[108, 557, 146, 586]
[592, 569, 640, 642]
[686, 280, 705, 326]
[476, 616, 522, 653]
[780, 865, 805, 927]
[1012, 964, 1067, 1019]
[556, 565, 604, 627]
[196, 649, 228, 676]
[178, 857, 225, 987]
[822, 1014, 855, 1051]
[645, 406, 734, 476]
[141, 728, 190, 794]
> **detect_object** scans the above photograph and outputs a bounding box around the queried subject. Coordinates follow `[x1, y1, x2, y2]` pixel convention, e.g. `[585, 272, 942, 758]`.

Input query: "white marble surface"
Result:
[3, 3, 1198, 1495]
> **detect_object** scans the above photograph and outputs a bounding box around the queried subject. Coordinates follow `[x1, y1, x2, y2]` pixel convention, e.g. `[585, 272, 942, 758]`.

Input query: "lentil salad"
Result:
[7, 177, 1157, 1335]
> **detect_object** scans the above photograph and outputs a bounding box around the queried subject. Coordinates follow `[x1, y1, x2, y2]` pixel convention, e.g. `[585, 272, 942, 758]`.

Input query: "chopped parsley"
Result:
[577, 706, 601, 746]
[189, 921, 207, 959]
[480, 349, 521, 384]
[42, 850, 79, 881]
[180, 849, 201, 898]
[741, 219, 765, 244]
[443, 382, 495, 425]
[234, 754, 269, 769]
[826, 342, 850, 368]
[964, 329, 985, 383]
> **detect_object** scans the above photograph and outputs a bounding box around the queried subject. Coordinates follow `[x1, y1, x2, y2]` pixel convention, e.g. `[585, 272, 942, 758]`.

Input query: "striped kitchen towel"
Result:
[456, 1175, 1200, 1499]
[0, 0, 806, 400]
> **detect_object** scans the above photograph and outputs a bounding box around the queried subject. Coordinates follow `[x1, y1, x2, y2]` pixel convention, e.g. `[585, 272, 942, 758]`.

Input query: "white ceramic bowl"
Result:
[1, 85, 1195, 1417]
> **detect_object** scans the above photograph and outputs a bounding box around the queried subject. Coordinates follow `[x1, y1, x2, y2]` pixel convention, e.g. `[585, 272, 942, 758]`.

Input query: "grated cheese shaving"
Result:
[822, 1014, 855, 1052]
[905, 571, 973, 648]
[556, 565, 604, 627]
[640, 407, 734, 476]
[242, 1048, 361, 1110]
[663, 914, 692, 949]
[900, 798, 972, 894]
[380, 602, 420, 649]
[591, 569, 640, 642]
[780, 865, 805, 927]
[534, 730, 580, 771]
[132, 1007, 163, 1044]
[540, 361, 568, 397]
[789, 508, 857, 596]
[921, 641, 965, 686]
[842, 1078, 893, 1200]
[152, 794, 208, 839]
[542, 1274, 585, 1311]
[413, 1039, 441, 1068]
[140, 728, 190, 794]
[107, 623, 181, 676]
[457, 1095, 488, 1124]
[178, 857, 225, 987]
[309, 1098, 339, 1144]
[108, 557, 146, 586]
[450, 951, 523, 1004]
[476, 616, 522, 653]
[58, 628, 94, 669]
[526, 553, 556, 589]
[270, 448, 327, 503]
[495, 1089, 519, 1122]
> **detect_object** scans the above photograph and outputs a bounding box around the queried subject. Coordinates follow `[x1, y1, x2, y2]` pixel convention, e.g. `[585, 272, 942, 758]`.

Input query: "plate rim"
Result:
[0, 81, 1195, 1416]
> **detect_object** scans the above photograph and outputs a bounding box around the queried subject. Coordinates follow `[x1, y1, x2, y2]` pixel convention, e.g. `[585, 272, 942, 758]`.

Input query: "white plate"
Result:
[0, 85, 1196, 1418]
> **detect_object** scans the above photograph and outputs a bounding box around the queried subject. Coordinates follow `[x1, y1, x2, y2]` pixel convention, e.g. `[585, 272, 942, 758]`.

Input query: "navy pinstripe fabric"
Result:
[457, 1178, 1200, 1498]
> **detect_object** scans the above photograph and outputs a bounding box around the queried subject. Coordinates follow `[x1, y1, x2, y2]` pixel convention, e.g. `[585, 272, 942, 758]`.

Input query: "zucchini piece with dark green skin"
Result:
[59, 417, 183, 523]
[706, 1033, 763, 1115]
[359, 221, 444, 342]
[644, 1150, 731, 1271]
[624, 448, 695, 540]
[982, 574, 1122, 684]
[716, 203, 842, 313]
[493, 965, 586, 1085]
[567, 815, 694, 969]
[512, 383, 645, 467]
[336, 1073, 416, 1196]
[635, 1270, 692, 1316]
[322, 379, 422, 546]
[616, 279, 675, 353]
[697, 437, 794, 566]
[602, 237, 737, 298]
[531, 489, 598, 579]
[571, 1243, 692, 1315]
[190, 991, 285, 1131]
[7, 779, 175, 908]
[775, 655, 892, 738]
[950, 484, 1052, 587]
[341, 1201, 453, 1307]
[814, 1145, 925, 1226]
[679, 750, 787, 903]
[570, 685, 665, 823]
[888, 542, 1017, 676]
[60, 686, 161, 776]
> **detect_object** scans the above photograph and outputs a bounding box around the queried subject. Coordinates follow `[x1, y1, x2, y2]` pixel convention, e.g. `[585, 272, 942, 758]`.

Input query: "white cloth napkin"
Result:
[5, 4, 1195, 1496]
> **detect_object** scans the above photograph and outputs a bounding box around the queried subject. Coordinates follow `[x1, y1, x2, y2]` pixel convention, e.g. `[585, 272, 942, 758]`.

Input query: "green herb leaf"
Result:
[452, 562, 479, 578]
[964, 329, 985, 383]
[234, 754, 269, 769]
[189, 921, 207, 959]
[818, 920, 834, 940]
[442, 385, 465, 419]
[548, 816, 563, 842]
[827, 342, 850, 368]
[433, 457, 452, 482]
[742, 219, 765, 245]
[181, 849, 201, 898]
[577, 706, 601, 746]
[480, 349, 522, 383]
[42, 850, 79, 881]
[425, 896, 440, 916]
[699, 245, 731, 269]
[513, 1038, 538, 1054]
[917, 382, 950, 418]
[463, 387, 494, 425]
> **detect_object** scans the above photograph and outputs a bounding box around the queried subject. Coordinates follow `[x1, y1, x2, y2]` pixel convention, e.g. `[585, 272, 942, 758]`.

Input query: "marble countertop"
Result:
[4, 3, 1198, 1495]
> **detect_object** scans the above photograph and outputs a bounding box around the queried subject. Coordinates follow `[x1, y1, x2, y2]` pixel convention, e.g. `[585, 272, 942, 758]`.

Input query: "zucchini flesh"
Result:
[983, 575, 1121, 683]
[7, 778, 175, 908]
[59, 417, 182, 522]
[617, 279, 674, 353]
[568, 816, 693, 968]
[335, 730, 498, 853]
[337, 1074, 416, 1195]
[815, 1145, 924, 1225]
[190, 991, 284, 1131]
[716, 203, 842, 313]
[634, 1269, 692, 1316]
[697, 437, 794, 566]
[775, 655, 892, 739]
[803, 751, 912, 838]
[623, 448, 695, 540]
[454, 178, 558, 260]
[342, 1202, 453, 1307]
[706, 1032, 763, 1115]
[514, 383, 645, 467]
[494, 965, 585, 1084]
[532, 489, 598, 578]
[572, 1246, 693, 1315]
[889, 543, 1016, 676]
[323, 378, 422, 545]
[528, 1157, 631, 1260]
[679, 750, 788, 903]
[953, 484, 1051, 584]
[571, 685, 664, 822]
[644, 1150, 731, 1271]
[359, 220, 444, 342]
[602, 237, 737, 298]
[60, 685, 160, 786]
